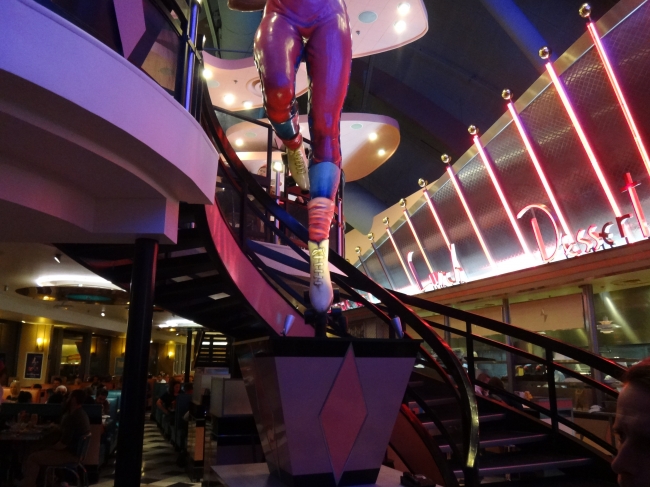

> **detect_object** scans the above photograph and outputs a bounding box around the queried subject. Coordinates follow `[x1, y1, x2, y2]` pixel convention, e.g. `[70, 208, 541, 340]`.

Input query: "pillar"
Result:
[114, 238, 159, 486]
[502, 298, 515, 393]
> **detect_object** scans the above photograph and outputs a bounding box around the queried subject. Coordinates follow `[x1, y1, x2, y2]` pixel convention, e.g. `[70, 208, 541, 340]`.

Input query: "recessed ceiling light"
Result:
[223, 94, 235, 105]
[358, 11, 378, 24]
[378, 149, 386, 156]
[235, 138, 244, 147]
[54, 254, 62, 264]
[369, 132, 378, 141]
[100, 312, 106, 317]
[245, 131, 257, 138]
[202, 68, 212, 80]
[397, 2, 411, 15]
[351, 123, 363, 130]
[243, 101, 253, 109]
[394, 20, 406, 33]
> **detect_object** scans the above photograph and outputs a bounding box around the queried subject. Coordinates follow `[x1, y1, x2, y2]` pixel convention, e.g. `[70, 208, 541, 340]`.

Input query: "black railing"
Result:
[199, 81, 480, 481]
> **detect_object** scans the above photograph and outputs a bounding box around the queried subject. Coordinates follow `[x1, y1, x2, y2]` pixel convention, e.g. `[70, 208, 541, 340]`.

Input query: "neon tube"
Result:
[384, 223, 418, 288]
[446, 166, 496, 267]
[402, 206, 435, 274]
[422, 190, 452, 250]
[587, 22, 650, 178]
[545, 61, 622, 218]
[473, 135, 531, 255]
[507, 102, 574, 240]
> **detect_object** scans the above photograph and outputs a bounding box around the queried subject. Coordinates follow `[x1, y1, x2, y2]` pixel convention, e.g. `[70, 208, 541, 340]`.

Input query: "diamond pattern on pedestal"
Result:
[319, 345, 368, 485]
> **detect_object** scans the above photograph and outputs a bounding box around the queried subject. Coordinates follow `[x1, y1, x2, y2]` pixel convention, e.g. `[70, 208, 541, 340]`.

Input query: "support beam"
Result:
[581, 284, 604, 392]
[184, 329, 193, 383]
[502, 298, 515, 394]
[115, 238, 159, 486]
[478, 0, 551, 70]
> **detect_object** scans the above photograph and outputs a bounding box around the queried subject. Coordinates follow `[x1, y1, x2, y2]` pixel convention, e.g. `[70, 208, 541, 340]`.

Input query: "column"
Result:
[114, 238, 159, 486]
[502, 298, 515, 393]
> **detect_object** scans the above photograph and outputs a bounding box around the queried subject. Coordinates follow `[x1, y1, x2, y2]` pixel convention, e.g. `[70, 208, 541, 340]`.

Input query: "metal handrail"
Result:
[200, 80, 480, 479]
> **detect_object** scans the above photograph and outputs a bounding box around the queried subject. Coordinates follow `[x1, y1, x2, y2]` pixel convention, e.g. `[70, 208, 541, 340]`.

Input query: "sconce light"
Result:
[36, 336, 44, 352]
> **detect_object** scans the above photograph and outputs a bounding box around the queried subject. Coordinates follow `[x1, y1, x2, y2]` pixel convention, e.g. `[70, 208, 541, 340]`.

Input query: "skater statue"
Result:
[229, 0, 352, 314]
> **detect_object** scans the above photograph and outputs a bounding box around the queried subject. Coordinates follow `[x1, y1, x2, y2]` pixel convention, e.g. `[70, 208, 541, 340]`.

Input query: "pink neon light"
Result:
[422, 190, 452, 250]
[545, 62, 622, 218]
[588, 22, 650, 178]
[473, 135, 531, 255]
[386, 227, 418, 288]
[446, 166, 496, 266]
[507, 103, 574, 240]
[404, 210, 435, 274]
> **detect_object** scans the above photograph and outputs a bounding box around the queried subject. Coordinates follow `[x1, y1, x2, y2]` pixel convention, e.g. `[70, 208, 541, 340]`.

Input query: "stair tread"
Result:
[453, 452, 593, 476]
[438, 430, 548, 452]
[483, 477, 617, 487]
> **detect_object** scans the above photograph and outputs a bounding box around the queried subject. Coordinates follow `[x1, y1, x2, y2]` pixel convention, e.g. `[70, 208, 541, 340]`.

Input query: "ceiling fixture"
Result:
[378, 149, 386, 156]
[235, 138, 244, 147]
[54, 254, 62, 264]
[223, 94, 235, 105]
[397, 2, 411, 15]
[597, 317, 619, 334]
[358, 11, 378, 24]
[351, 123, 363, 130]
[35, 274, 120, 289]
[202, 68, 212, 80]
[273, 160, 284, 173]
[243, 101, 253, 109]
[368, 132, 378, 141]
[100, 307, 106, 317]
[394, 20, 406, 33]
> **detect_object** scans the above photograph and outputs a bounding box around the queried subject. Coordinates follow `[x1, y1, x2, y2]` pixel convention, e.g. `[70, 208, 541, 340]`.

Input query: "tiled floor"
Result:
[94, 421, 201, 487]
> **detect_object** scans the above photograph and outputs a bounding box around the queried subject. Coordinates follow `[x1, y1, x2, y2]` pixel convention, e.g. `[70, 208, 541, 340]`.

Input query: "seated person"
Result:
[95, 388, 110, 415]
[47, 385, 67, 404]
[5, 381, 21, 403]
[46, 377, 62, 400]
[20, 389, 91, 487]
[17, 391, 33, 404]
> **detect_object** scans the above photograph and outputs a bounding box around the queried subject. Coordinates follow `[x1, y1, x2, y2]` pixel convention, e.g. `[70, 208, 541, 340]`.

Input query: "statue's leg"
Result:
[253, 11, 309, 190]
[303, 9, 353, 313]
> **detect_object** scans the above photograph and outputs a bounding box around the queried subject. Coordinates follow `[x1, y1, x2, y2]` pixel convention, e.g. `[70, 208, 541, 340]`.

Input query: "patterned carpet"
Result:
[94, 420, 201, 487]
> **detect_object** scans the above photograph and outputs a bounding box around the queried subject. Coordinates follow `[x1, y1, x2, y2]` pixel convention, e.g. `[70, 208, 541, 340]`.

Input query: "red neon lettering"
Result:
[616, 214, 633, 242]
[621, 173, 650, 238]
[562, 234, 582, 258]
[517, 204, 560, 263]
[576, 229, 596, 252]
[601, 222, 615, 247]
[588, 224, 602, 251]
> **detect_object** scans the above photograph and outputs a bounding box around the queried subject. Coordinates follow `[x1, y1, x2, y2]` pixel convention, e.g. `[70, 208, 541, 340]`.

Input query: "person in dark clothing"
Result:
[487, 377, 524, 411]
[157, 380, 181, 439]
[21, 389, 90, 487]
[46, 385, 67, 404]
[17, 391, 33, 404]
[95, 388, 110, 415]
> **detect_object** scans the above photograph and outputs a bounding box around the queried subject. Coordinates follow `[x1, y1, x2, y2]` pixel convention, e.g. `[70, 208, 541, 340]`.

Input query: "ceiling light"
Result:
[202, 68, 212, 80]
[150, 340, 153, 344]
[35, 274, 120, 289]
[243, 101, 253, 109]
[235, 138, 244, 147]
[100, 312, 106, 317]
[368, 132, 378, 141]
[273, 160, 284, 173]
[394, 20, 406, 33]
[351, 123, 363, 130]
[223, 94, 235, 105]
[54, 254, 62, 264]
[397, 2, 411, 15]
[378, 149, 386, 156]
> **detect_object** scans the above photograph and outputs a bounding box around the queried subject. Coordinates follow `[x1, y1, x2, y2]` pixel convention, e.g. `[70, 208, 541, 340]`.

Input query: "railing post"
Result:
[466, 321, 475, 381]
[184, 329, 193, 383]
[183, 0, 200, 113]
[581, 284, 604, 406]
[443, 315, 452, 345]
[336, 171, 345, 256]
[239, 181, 247, 243]
[546, 348, 559, 433]
[502, 298, 516, 393]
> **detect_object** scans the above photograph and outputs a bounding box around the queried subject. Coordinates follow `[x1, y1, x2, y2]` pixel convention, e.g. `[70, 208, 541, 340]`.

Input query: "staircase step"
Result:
[420, 412, 506, 435]
[437, 430, 548, 453]
[453, 452, 593, 478]
[483, 476, 617, 487]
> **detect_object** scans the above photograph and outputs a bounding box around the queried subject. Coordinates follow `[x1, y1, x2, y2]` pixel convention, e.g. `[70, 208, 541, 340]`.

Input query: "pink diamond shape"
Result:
[319, 345, 368, 484]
